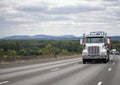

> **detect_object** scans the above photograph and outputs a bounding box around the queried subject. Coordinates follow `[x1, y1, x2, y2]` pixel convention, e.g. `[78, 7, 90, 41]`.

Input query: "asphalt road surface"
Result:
[0, 55, 119, 85]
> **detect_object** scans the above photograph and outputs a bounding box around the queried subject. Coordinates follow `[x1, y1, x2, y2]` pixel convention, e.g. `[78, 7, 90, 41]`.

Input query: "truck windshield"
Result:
[86, 37, 104, 43]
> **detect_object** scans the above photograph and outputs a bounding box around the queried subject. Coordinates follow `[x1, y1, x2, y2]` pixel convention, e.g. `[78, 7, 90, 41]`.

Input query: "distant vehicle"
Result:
[80, 31, 110, 64]
[110, 49, 119, 55]
[116, 51, 120, 55]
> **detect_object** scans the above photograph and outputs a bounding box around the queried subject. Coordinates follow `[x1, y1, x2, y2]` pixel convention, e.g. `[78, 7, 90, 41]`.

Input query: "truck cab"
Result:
[80, 31, 110, 64]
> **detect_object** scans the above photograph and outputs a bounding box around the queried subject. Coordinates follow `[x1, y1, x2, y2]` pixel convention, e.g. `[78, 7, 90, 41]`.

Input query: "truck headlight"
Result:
[101, 52, 107, 55]
[82, 52, 88, 56]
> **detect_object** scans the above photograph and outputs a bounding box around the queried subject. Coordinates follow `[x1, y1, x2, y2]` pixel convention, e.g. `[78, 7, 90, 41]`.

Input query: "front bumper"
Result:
[82, 55, 107, 59]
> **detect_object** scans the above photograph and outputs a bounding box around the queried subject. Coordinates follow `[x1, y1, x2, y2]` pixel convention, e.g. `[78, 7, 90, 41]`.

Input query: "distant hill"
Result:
[2, 35, 80, 40]
[1, 35, 120, 41]
[110, 36, 120, 41]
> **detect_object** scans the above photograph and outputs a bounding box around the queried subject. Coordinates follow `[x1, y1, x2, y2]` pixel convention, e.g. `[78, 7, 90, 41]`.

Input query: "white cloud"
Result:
[0, 0, 120, 38]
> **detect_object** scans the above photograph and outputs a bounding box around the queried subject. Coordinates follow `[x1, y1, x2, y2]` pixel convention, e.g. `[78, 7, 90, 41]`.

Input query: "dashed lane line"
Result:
[97, 81, 103, 85]
[108, 68, 112, 71]
[50, 68, 60, 72]
[112, 63, 115, 65]
[0, 81, 9, 85]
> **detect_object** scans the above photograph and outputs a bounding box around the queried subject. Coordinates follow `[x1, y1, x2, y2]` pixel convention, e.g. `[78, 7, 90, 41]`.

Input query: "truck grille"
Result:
[88, 46, 100, 55]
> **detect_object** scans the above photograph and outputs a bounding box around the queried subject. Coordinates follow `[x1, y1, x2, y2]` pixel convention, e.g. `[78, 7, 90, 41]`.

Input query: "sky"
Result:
[0, 0, 120, 38]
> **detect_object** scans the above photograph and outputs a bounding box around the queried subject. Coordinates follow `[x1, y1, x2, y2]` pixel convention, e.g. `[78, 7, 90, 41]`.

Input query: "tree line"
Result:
[0, 40, 82, 62]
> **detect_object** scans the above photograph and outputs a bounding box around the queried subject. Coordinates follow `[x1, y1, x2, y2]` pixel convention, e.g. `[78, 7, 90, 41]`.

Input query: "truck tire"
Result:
[107, 53, 109, 62]
[107, 54, 109, 62]
[107, 57, 109, 62]
[104, 59, 107, 63]
[83, 59, 87, 64]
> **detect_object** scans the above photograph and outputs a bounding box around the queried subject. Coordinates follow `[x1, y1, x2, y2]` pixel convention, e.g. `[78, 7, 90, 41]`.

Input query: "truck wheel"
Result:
[108, 55, 109, 62]
[104, 59, 107, 63]
[83, 60, 86, 64]
[107, 57, 109, 62]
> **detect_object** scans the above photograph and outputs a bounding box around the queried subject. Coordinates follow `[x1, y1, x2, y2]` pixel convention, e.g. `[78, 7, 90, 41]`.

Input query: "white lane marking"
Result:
[112, 63, 115, 65]
[50, 68, 60, 72]
[108, 68, 112, 71]
[97, 81, 102, 85]
[0, 81, 9, 85]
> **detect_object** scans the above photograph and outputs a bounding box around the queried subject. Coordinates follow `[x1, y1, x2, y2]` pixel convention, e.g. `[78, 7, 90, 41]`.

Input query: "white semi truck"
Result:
[80, 31, 110, 64]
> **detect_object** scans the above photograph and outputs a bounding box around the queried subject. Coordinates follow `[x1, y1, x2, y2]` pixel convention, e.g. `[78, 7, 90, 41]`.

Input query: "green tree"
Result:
[5, 50, 17, 61]
[18, 49, 28, 56]
[42, 44, 54, 56]
[77, 45, 82, 53]
[54, 47, 61, 55]
[0, 48, 4, 57]
[6, 50, 17, 56]
[61, 49, 69, 55]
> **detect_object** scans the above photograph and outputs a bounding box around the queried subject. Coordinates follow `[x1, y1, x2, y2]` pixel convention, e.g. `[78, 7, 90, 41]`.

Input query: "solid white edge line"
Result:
[108, 68, 112, 71]
[0, 81, 9, 85]
[50, 68, 60, 72]
[97, 81, 102, 85]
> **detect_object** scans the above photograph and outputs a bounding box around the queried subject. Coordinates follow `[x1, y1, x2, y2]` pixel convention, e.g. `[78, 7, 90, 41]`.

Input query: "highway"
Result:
[0, 55, 119, 85]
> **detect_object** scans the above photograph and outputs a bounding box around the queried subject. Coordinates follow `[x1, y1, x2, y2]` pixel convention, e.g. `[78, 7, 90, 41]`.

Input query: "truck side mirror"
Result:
[107, 38, 110, 44]
[80, 39, 83, 45]
[107, 38, 110, 49]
